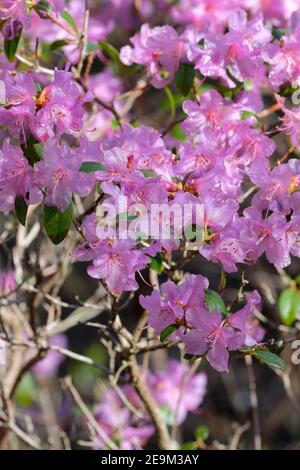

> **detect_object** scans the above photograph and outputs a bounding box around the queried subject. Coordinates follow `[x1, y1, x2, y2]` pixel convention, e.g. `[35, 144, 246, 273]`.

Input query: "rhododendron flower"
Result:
[0, 71, 36, 142]
[94, 359, 206, 449]
[34, 69, 92, 142]
[140, 274, 209, 331]
[265, 11, 300, 89]
[185, 9, 272, 88]
[94, 388, 154, 450]
[228, 291, 265, 346]
[85, 238, 148, 296]
[182, 91, 241, 148]
[148, 360, 207, 424]
[0, 139, 33, 211]
[0, 0, 30, 39]
[120, 24, 184, 88]
[249, 159, 300, 214]
[34, 140, 94, 211]
[33, 334, 68, 378]
[183, 309, 245, 372]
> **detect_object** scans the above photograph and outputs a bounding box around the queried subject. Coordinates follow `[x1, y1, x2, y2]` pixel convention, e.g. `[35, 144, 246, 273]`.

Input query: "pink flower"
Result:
[34, 69, 92, 142]
[139, 274, 209, 332]
[228, 291, 265, 347]
[265, 11, 300, 90]
[148, 359, 207, 424]
[185, 9, 271, 88]
[33, 334, 68, 378]
[0, 71, 36, 142]
[120, 24, 184, 88]
[34, 140, 94, 211]
[0, 138, 33, 212]
[86, 238, 148, 296]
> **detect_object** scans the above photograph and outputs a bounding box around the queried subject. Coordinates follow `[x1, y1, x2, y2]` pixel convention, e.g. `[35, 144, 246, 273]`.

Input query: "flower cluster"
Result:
[140, 274, 264, 372]
[94, 360, 206, 449]
[1, 2, 299, 378]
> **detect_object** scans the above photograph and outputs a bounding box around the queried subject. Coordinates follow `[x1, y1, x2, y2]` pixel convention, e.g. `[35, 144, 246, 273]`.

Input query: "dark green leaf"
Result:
[99, 41, 127, 75]
[33, 1, 52, 12]
[80, 162, 107, 173]
[49, 39, 70, 51]
[170, 123, 186, 142]
[272, 28, 289, 40]
[184, 353, 199, 361]
[149, 253, 164, 274]
[61, 10, 79, 35]
[160, 324, 179, 343]
[22, 136, 43, 166]
[278, 288, 300, 326]
[43, 203, 73, 245]
[175, 63, 195, 96]
[205, 289, 227, 316]
[4, 28, 22, 62]
[15, 196, 28, 226]
[252, 349, 287, 371]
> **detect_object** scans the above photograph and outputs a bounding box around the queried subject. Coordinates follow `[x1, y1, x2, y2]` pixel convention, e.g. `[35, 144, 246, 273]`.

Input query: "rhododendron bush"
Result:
[1, 0, 300, 452]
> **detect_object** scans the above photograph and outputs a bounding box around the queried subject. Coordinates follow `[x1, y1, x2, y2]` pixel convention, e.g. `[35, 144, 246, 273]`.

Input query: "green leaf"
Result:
[15, 373, 37, 407]
[49, 39, 70, 51]
[22, 136, 43, 166]
[170, 123, 186, 142]
[252, 349, 287, 371]
[205, 289, 227, 316]
[33, 1, 52, 12]
[241, 110, 256, 120]
[86, 42, 98, 54]
[4, 28, 22, 62]
[43, 203, 73, 245]
[139, 169, 157, 178]
[149, 253, 164, 274]
[175, 63, 195, 96]
[164, 86, 176, 118]
[272, 28, 289, 40]
[181, 442, 196, 450]
[99, 41, 127, 75]
[160, 324, 179, 343]
[15, 196, 28, 226]
[184, 353, 199, 361]
[278, 288, 300, 326]
[80, 161, 107, 173]
[61, 10, 79, 35]
[195, 425, 209, 441]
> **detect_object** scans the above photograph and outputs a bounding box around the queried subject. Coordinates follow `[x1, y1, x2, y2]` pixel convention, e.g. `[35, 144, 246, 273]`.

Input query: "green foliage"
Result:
[43, 203, 73, 245]
[4, 28, 22, 62]
[80, 162, 107, 173]
[252, 349, 287, 371]
[15, 196, 28, 226]
[160, 324, 179, 343]
[175, 63, 195, 96]
[205, 289, 227, 316]
[278, 287, 300, 326]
